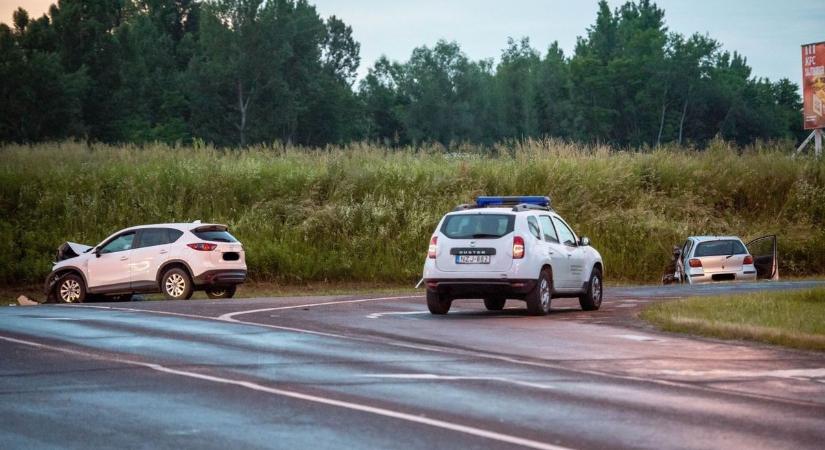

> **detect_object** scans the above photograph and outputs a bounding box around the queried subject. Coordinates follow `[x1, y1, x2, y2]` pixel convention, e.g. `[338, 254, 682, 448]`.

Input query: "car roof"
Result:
[446, 208, 556, 216]
[688, 236, 744, 243]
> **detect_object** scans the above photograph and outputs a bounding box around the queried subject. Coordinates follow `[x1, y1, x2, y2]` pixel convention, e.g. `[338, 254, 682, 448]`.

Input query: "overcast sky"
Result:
[3, 0, 823, 85]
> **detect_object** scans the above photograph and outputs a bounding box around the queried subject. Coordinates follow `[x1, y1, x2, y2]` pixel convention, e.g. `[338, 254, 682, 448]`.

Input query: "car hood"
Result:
[56, 242, 93, 262]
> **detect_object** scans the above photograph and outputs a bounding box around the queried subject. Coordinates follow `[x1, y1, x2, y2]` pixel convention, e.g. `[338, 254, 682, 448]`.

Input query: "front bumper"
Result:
[425, 278, 537, 299]
[194, 269, 247, 287]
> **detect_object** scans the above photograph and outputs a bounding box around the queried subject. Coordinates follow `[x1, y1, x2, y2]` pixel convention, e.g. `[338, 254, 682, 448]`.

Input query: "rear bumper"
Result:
[194, 269, 247, 287]
[689, 271, 757, 284]
[425, 278, 536, 299]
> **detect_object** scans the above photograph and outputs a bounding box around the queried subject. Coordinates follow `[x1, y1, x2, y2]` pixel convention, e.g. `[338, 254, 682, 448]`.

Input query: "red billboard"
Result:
[803, 42, 825, 130]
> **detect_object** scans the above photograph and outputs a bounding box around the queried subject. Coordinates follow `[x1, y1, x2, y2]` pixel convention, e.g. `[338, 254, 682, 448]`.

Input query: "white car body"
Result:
[45, 222, 246, 302]
[422, 197, 603, 313]
[680, 236, 766, 284]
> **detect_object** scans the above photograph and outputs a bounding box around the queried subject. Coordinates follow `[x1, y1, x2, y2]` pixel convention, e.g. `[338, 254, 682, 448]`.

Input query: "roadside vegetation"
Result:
[641, 288, 825, 351]
[1, 140, 824, 287]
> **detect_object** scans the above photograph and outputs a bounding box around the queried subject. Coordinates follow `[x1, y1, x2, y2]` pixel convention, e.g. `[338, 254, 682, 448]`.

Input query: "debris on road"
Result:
[16, 295, 40, 306]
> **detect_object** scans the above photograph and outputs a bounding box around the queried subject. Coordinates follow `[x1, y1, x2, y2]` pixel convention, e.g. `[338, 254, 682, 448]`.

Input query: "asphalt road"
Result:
[1, 280, 824, 449]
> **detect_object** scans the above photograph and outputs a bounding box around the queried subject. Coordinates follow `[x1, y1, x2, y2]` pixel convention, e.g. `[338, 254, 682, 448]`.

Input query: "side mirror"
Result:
[579, 236, 591, 246]
[94, 248, 101, 258]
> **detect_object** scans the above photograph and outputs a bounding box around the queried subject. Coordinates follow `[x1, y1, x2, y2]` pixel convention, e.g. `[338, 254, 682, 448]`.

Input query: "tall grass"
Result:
[1, 139, 823, 285]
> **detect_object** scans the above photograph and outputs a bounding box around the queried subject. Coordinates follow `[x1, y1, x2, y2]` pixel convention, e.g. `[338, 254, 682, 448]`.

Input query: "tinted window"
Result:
[694, 240, 747, 257]
[527, 216, 542, 240]
[137, 228, 183, 248]
[538, 216, 558, 243]
[193, 230, 238, 243]
[440, 214, 515, 239]
[100, 232, 135, 254]
[552, 217, 577, 246]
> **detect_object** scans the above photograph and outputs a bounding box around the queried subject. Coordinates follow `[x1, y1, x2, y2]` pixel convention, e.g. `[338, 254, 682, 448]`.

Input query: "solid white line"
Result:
[217, 295, 423, 321]
[366, 311, 429, 319]
[362, 373, 556, 390]
[0, 335, 572, 450]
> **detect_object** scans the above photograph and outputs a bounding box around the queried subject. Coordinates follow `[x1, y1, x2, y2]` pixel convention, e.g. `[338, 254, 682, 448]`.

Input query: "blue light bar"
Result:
[476, 196, 551, 207]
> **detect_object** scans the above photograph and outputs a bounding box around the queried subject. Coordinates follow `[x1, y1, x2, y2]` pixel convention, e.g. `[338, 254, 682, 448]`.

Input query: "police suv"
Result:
[422, 196, 604, 316]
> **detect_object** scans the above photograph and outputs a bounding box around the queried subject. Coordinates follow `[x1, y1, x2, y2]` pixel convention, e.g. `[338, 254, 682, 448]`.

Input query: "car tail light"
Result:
[688, 258, 702, 268]
[188, 243, 217, 251]
[428, 236, 437, 259]
[743, 255, 753, 265]
[513, 236, 525, 259]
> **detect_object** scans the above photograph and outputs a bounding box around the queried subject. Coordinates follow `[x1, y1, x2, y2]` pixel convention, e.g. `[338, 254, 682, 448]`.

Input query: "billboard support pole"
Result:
[795, 129, 823, 157]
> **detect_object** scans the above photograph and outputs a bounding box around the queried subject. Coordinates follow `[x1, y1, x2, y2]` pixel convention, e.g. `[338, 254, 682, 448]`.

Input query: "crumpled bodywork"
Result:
[55, 242, 93, 262]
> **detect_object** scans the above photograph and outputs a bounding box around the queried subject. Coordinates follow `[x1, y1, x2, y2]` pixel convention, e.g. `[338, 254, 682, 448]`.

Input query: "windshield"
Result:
[694, 240, 747, 257]
[440, 214, 515, 239]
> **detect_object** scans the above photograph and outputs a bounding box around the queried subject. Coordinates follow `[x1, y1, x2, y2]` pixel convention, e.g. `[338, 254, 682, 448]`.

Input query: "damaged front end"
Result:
[45, 242, 93, 301]
[56, 242, 93, 262]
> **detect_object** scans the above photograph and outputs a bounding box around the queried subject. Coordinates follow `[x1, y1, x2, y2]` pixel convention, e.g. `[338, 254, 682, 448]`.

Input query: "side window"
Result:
[552, 217, 577, 246]
[100, 232, 136, 254]
[538, 216, 558, 243]
[527, 216, 542, 240]
[137, 228, 183, 248]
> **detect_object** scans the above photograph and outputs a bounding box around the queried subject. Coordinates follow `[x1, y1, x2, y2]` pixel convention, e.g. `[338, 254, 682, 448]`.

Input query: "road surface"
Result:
[1, 281, 824, 449]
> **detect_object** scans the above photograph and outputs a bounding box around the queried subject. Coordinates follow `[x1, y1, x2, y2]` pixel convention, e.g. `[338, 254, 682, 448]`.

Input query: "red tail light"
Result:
[428, 236, 437, 259]
[188, 243, 217, 251]
[513, 236, 525, 259]
[743, 255, 753, 265]
[688, 258, 702, 268]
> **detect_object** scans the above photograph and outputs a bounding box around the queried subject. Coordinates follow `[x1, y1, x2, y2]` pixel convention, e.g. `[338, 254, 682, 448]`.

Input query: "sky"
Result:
[2, 0, 823, 85]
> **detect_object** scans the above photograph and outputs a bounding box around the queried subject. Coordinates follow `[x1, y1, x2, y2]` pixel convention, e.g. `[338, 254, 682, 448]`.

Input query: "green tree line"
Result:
[0, 0, 803, 148]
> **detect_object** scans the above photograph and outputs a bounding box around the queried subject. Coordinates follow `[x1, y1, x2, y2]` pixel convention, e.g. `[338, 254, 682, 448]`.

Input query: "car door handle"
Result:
[159, 250, 168, 254]
[119, 256, 128, 261]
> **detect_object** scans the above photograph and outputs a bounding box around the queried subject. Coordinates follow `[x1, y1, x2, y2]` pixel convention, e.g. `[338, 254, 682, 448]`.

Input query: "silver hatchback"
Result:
[679, 235, 778, 284]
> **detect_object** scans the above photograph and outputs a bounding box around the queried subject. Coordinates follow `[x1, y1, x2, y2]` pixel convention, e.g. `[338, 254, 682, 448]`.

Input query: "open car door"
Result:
[746, 235, 778, 280]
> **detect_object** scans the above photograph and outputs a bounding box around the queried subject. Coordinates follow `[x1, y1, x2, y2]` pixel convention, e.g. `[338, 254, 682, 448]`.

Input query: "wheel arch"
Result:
[156, 260, 194, 285]
[45, 267, 88, 301]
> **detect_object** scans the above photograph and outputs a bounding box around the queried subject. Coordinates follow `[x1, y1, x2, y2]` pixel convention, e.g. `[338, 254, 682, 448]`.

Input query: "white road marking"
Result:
[657, 368, 825, 382]
[366, 311, 429, 319]
[0, 335, 572, 450]
[612, 334, 662, 342]
[362, 373, 556, 390]
[63, 300, 823, 408]
[217, 295, 423, 321]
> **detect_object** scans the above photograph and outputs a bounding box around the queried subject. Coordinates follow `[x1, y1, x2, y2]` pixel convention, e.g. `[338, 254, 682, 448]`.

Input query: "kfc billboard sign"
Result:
[803, 42, 825, 130]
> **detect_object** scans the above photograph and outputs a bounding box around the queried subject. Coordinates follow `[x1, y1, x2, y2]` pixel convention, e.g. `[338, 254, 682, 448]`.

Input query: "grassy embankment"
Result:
[1, 139, 824, 292]
[641, 288, 825, 351]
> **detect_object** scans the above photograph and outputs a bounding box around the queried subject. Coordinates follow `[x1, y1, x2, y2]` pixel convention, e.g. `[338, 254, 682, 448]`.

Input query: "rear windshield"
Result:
[440, 214, 515, 239]
[694, 240, 747, 257]
[192, 230, 238, 243]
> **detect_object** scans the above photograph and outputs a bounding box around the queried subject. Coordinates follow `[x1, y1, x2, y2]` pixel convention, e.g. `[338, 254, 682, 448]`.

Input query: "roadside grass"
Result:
[641, 288, 825, 351]
[2, 139, 824, 286]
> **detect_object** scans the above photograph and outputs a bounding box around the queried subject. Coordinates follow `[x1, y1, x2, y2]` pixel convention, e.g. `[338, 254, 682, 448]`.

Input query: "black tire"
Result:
[206, 286, 237, 299]
[525, 269, 552, 316]
[579, 267, 603, 311]
[56, 274, 86, 304]
[161, 268, 193, 300]
[483, 297, 506, 311]
[426, 290, 452, 315]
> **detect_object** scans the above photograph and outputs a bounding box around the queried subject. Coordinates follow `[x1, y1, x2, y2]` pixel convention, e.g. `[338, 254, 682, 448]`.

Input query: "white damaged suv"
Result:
[45, 222, 247, 303]
[422, 196, 604, 316]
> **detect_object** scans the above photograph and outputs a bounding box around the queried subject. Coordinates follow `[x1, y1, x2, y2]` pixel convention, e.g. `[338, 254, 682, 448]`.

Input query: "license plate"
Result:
[456, 255, 491, 264]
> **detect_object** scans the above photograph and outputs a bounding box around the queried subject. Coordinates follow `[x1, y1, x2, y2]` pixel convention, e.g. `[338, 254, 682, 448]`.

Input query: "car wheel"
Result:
[525, 269, 552, 316]
[579, 267, 603, 311]
[161, 268, 193, 300]
[483, 297, 506, 311]
[426, 290, 452, 315]
[206, 286, 236, 299]
[56, 274, 86, 304]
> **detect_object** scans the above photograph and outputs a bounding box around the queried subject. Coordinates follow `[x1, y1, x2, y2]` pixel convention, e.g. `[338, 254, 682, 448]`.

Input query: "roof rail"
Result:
[511, 203, 550, 212]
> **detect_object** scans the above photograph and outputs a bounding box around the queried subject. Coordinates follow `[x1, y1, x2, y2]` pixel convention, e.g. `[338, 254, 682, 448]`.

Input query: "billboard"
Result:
[803, 42, 825, 130]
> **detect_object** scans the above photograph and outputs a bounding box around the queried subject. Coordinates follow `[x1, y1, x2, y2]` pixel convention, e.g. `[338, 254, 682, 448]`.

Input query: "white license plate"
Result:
[456, 255, 491, 264]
